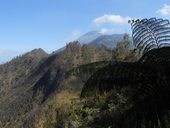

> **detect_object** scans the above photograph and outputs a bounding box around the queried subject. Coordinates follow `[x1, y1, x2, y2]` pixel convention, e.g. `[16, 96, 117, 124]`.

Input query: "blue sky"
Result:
[0, 0, 170, 63]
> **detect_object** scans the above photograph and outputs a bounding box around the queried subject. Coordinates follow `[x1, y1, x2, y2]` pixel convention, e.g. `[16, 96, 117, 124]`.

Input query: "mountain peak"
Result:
[82, 31, 100, 36]
[26, 48, 48, 58]
[77, 31, 102, 44]
[77, 31, 126, 48]
[89, 34, 125, 48]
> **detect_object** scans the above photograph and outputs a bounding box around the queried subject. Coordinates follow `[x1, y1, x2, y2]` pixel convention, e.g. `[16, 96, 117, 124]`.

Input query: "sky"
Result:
[0, 0, 170, 63]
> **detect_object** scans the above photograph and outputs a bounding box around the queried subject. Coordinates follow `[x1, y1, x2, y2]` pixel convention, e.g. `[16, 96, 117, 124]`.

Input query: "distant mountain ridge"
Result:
[89, 34, 124, 48]
[77, 31, 102, 44]
[53, 31, 126, 54]
[77, 31, 125, 48]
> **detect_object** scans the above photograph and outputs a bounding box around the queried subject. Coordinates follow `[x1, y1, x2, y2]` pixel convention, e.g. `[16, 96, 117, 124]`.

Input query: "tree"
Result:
[112, 34, 134, 61]
[130, 18, 170, 54]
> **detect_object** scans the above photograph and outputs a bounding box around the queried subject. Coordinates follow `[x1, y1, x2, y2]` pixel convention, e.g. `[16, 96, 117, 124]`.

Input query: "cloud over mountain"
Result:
[94, 14, 132, 25]
[157, 4, 170, 16]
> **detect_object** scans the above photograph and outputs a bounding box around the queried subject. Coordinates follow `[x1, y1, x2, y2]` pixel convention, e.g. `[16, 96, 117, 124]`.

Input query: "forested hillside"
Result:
[1, 38, 130, 127]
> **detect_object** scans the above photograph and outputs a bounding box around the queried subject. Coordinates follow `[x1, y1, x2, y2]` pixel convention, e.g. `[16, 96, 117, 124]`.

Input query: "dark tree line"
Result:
[81, 18, 170, 128]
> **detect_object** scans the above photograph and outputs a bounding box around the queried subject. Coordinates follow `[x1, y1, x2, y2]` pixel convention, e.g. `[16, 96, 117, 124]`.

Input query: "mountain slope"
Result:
[0, 48, 48, 96]
[89, 34, 124, 48]
[0, 48, 48, 128]
[53, 32, 126, 54]
[77, 31, 102, 44]
[77, 31, 126, 48]
[0, 42, 113, 128]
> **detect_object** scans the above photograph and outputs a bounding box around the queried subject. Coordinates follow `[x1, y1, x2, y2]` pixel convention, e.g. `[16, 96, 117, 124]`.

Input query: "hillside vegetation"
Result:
[0, 38, 124, 127]
[1, 17, 170, 128]
[28, 35, 139, 128]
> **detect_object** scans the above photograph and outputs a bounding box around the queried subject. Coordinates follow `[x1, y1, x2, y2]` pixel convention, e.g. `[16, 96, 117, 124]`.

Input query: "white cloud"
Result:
[99, 28, 114, 34]
[94, 14, 132, 25]
[157, 4, 170, 16]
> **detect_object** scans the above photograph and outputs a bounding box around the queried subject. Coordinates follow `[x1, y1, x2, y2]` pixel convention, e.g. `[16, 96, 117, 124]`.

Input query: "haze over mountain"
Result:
[77, 31, 125, 48]
[89, 34, 124, 48]
[77, 31, 102, 44]
[53, 31, 125, 54]
[0, 31, 126, 64]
